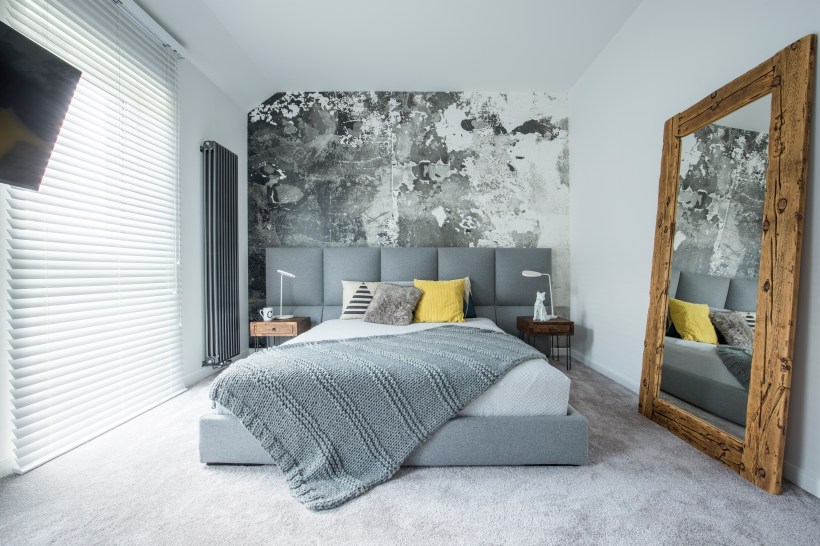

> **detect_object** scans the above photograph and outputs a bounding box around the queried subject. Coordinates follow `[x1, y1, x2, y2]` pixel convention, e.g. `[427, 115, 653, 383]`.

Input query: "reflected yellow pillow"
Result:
[413, 279, 465, 323]
[668, 298, 718, 344]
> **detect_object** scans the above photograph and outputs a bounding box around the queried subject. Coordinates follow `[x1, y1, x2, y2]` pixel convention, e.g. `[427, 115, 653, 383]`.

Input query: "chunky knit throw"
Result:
[209, 325, 543, 510]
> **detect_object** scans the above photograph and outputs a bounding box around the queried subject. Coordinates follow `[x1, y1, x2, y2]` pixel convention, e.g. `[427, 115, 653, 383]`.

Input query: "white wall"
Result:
[178, 60, 248, 387]
[569, 0, 820, 496]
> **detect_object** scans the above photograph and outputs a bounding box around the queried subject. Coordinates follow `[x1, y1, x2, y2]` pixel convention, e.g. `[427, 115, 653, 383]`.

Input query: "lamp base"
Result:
[273, 314, 294, 320]
[533, 315, 557, 322]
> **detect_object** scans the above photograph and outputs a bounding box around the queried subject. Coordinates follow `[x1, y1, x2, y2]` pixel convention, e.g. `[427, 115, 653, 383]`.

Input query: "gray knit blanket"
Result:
[209, 325, 543, 510]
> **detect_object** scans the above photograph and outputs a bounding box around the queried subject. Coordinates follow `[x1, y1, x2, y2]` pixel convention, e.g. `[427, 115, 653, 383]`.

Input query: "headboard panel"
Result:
[381, 247, 437, 282]
[669, 269, 758, 312]
[322, 248, 380, 305]
[438, 248, 495, 305]
[266, 247, 552, 336]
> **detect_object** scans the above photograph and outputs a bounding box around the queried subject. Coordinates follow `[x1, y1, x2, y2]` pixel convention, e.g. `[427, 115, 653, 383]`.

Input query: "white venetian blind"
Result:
[4, 0, 185, 473]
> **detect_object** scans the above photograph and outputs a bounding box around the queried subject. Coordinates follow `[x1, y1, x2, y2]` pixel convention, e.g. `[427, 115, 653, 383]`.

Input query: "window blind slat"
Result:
[12, 351, 183, 419]
[5, 0, 184, 474]
[12, 352, 182, 421]
[11, 328, 181, 382]
[13, 376, 185, 471]
[12, 329, 181, 379]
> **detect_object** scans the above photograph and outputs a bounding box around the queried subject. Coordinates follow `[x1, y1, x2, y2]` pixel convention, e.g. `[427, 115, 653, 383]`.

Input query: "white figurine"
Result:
[533, 291, 549, 321]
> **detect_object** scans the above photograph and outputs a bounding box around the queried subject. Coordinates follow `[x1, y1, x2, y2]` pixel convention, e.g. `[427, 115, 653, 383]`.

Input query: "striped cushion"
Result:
[340, 281, 380, 319]
[740, 311, 756, 332]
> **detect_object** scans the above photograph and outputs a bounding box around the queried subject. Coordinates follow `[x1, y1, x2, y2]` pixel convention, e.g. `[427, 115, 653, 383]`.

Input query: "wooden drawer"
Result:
[250, 322, 295, 337]
[516, 317, 574, 336]
[529, 322, 574, 335]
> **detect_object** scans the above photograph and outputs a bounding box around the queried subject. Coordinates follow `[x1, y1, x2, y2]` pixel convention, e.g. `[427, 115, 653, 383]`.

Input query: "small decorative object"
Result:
[533, 292, 549, 321]
[522, 270, 555, 321]
[275, 269, 296, 319]
[259, 307, 274, 322]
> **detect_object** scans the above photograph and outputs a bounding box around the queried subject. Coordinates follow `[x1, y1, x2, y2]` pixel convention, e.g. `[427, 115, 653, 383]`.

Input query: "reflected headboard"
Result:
[668, 269, 758, 312]
[265, 247, 551, 336]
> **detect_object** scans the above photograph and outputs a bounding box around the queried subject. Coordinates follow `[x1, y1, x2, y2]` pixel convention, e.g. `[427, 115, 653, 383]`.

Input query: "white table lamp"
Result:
[275, 269, 295, 319]
[522, 270, 556, 320]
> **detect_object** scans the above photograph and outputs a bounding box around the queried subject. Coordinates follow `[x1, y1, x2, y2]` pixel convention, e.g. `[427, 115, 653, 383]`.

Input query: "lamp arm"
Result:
[279, 274, 284, 317]
[545, 273, 554, 317]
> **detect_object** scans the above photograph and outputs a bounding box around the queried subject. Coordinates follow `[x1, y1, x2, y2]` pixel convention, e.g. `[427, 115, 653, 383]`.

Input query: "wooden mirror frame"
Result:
[639, 34, 816, 494]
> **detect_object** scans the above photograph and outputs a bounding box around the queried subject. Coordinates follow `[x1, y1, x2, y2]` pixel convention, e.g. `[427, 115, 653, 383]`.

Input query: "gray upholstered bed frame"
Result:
[199, 247, 588, 466]
[662, 269, 757, 426]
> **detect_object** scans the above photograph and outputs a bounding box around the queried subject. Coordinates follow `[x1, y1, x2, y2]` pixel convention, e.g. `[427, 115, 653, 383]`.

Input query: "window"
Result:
[3, 0, 184, 473]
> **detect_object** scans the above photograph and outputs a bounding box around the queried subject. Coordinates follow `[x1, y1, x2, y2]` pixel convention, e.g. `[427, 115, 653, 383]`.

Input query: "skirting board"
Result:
[184, 366, 218, 388]
[783, 461, 820, 499]
[570, 349, 819, 498]
[570, 349, 640, 393]
[0, 455, 13, 478]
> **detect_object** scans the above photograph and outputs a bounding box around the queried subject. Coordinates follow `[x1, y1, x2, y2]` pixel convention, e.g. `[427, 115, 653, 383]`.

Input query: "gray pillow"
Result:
[363, 283, 423, 326]
[710, 311, 754, 348]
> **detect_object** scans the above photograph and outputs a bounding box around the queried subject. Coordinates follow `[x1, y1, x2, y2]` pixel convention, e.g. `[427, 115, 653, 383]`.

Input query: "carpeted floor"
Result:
[1, 359, 819, 545]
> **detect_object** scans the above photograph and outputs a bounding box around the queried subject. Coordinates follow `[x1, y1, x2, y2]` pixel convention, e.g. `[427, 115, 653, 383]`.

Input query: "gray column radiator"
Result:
[201, 141, 239, 367]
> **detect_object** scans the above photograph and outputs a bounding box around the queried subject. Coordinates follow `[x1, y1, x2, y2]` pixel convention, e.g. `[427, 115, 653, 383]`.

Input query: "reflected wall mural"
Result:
[674, 123, 768, 280]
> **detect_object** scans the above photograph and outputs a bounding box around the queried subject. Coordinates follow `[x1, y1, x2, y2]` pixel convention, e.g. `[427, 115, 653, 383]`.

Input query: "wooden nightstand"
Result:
[250, 317, 311, 349]
[516, 316, 575, 370]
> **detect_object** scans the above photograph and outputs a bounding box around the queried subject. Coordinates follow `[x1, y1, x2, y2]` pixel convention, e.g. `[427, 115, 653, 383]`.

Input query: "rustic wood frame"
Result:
[638, 35, 816, 494]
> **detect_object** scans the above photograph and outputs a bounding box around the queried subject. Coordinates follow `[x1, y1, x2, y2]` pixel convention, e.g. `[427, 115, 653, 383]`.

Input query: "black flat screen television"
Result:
[0, 20, 81, 191]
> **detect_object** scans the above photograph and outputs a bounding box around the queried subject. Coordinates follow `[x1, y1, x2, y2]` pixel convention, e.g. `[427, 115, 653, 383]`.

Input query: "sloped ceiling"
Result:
[136, 0, 644, 112]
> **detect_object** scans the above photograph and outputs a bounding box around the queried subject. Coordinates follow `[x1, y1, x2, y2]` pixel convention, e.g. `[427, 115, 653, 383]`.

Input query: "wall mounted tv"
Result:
[0, 20, 81, 191]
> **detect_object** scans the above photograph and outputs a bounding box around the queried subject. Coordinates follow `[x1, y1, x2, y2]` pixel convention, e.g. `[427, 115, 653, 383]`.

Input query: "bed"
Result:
[199, 247, 588, 470]
[660, 270, 757, 427]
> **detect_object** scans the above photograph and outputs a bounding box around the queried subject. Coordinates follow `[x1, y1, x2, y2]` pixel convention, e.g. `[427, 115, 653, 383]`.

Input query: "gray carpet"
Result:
[1, 360, 819, 545]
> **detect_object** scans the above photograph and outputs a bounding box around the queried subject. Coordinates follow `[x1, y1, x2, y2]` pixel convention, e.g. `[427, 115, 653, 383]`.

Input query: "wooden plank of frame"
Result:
[741, 35, 816, 494]
[638, 34, 816, 495]
[676, 58, 775, 137]
[638, 117, 679, 418]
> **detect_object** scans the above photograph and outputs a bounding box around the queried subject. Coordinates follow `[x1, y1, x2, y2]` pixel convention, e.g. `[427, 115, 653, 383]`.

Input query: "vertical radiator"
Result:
[201, 141, 240, 367]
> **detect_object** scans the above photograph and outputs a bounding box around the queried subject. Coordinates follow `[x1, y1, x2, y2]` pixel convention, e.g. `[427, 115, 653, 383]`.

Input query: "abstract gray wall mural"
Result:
[673, 123, 768, 280]
[248, 92, 569, 320]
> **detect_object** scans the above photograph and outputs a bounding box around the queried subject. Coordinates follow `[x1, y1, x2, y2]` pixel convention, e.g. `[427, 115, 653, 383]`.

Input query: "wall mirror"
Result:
[639, 35, 815, 494]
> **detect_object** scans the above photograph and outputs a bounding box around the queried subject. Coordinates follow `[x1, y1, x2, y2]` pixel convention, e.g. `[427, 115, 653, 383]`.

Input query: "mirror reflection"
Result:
[660, 94, 771, 439]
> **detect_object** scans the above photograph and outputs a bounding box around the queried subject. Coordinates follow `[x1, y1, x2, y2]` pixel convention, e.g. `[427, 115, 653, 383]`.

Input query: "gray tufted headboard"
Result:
[265, 247, 551, 336]
[668, 269, 758, 312]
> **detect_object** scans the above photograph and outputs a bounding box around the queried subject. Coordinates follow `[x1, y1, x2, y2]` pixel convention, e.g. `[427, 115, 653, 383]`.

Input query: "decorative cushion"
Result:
[665, 314, 680, 338]
[710, 311, 755, 348]
[413, 278, 465, 323]
[668, 298, 718, 344]
[340, 281, 380, 319]
[740, 311, 756, 332]
[462, 277, 477, 319]
[389, 279, 476, 319]
[363, 284, 423, 326]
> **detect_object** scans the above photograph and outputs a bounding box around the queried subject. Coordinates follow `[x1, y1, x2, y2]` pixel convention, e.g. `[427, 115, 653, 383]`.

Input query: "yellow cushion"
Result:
[413, 279, 465, 323]
[668, 298, 718, 344]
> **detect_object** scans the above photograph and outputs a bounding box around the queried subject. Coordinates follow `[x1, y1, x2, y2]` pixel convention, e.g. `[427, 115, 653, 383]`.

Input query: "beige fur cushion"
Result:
[363, 284, 422, 326]
[710, 311, 754, 348]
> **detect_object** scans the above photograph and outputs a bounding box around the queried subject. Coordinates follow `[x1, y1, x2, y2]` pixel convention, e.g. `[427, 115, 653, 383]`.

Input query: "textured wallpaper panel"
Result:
[247, 92, 569, 319]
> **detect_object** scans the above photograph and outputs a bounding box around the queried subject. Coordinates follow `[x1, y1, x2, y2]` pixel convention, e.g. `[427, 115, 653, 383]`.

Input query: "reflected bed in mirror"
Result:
[638, 35, 816, 495]
[659, 95, 771, 440]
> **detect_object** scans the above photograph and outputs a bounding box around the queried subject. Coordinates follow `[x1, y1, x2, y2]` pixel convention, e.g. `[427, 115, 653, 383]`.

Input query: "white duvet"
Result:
[267, 317, 572, 417]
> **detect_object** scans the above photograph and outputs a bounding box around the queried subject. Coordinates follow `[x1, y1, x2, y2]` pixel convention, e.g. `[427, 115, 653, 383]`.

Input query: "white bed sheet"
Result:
[233, 318, 570, 417]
